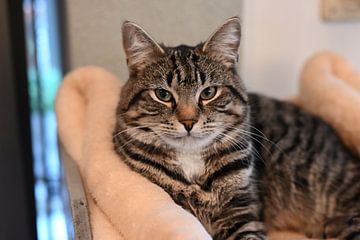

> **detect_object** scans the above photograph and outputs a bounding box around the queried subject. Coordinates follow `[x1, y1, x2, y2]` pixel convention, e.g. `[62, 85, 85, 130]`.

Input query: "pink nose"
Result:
[180, 120, 196, 132]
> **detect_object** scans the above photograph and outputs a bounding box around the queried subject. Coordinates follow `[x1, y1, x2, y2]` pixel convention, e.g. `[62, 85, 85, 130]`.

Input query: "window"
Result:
[23, 0, 69, 239]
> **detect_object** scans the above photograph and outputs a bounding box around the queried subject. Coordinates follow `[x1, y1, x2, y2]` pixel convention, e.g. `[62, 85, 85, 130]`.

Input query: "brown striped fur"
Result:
[113, 17, 360, 240]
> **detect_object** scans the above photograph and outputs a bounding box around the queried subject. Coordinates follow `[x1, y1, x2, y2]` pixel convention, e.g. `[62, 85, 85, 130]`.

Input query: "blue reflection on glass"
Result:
[23, 0, 69, 239]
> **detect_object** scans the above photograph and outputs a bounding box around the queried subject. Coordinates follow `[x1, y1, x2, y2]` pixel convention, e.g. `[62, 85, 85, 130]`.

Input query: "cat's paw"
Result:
[235, 234, 266, 240]
[323, 215, 360, 240]
[236, 237, 265, 240]
[239, 237, 261, 240]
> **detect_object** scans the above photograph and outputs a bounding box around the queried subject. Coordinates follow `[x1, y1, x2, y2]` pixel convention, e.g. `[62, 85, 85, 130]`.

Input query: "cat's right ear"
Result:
[122, 21, 165, 73]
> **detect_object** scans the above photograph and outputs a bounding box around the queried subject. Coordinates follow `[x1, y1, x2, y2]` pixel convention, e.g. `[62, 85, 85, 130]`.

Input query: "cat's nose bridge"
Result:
[177, 104, 198, 120]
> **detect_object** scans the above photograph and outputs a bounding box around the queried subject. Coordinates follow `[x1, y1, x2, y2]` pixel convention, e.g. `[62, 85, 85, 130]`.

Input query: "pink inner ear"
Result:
[202, 17, 241, 67]
[122, 21, 164, 72]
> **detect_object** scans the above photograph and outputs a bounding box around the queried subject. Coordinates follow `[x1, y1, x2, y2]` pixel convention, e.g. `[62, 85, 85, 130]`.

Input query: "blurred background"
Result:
[1, 0, 360, 239]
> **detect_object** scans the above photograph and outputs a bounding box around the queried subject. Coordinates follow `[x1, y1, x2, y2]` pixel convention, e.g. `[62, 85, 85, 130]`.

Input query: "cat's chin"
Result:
[162, 135, 214, 151]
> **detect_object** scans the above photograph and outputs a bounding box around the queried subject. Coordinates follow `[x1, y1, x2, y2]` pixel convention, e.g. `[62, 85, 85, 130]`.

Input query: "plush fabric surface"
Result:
[55, 51, 359, 239]
[56, 67, 211, 240]
[298, 51, 360, 156]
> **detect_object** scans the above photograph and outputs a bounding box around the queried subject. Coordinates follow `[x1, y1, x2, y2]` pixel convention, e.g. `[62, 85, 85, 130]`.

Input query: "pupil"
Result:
[157, 89, 169, 100]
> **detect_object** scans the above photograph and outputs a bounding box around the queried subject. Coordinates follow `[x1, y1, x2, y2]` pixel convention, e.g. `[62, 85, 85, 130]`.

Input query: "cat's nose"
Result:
[180, 120, 196, 132]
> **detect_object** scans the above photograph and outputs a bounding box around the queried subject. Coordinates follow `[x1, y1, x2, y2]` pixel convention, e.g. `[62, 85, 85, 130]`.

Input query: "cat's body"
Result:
[250, 94, 360, 238]
[113, 17, 360, 239]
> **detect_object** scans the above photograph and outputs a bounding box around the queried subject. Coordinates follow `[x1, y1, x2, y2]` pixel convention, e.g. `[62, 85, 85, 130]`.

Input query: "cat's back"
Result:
[247, 92, 359, 177]
[247, 92, 354, 161]
[247, 93, 360, 235]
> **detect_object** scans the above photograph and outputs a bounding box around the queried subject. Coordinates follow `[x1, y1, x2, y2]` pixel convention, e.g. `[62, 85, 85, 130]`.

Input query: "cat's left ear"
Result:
[122, 21, 165, 73]
[202, 17, 241, 68]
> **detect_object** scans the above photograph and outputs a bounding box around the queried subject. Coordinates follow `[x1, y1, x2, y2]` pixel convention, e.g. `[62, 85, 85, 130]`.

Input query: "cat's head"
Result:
[117, 17, 249, 150]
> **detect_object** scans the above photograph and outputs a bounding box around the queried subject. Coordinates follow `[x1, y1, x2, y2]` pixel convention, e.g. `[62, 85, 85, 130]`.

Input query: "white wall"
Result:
[64, 0, 360, 98]
[64, 0, 242, 81]
[241, 0, 360, 98]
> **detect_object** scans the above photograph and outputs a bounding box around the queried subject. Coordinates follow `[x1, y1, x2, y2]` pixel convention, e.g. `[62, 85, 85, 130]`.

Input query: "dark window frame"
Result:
[0, 0, 37, 239]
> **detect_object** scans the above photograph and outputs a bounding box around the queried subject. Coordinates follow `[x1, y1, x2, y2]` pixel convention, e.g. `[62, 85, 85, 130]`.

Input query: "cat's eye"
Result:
[200, 87, 217, 101]
[155, 88, 172, 102]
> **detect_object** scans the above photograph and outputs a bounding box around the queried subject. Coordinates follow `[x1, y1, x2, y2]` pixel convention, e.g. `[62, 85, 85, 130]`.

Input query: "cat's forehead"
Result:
[165, 45, 203, 88]
[167, 45, 198, 62]
[140, 44, 231, 92]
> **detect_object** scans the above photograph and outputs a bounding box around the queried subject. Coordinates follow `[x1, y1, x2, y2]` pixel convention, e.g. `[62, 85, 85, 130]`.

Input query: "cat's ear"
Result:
[122, 21, 165, 73]
[202, 17, 241, 68]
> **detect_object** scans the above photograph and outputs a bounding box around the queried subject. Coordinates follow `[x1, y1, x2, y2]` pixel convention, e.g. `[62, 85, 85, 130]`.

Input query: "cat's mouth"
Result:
[160, 132, 216, 150]
[171, 131, 208, 140]
[173, 134, 202, 139]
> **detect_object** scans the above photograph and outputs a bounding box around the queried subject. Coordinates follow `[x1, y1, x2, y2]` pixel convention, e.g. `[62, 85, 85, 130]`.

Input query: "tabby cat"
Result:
[113, 17, 360, 240]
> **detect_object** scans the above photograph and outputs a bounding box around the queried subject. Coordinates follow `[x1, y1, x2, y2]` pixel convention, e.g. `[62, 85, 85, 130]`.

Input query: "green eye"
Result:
[200, 87, 217, 100]
[155, 88, 172, 102]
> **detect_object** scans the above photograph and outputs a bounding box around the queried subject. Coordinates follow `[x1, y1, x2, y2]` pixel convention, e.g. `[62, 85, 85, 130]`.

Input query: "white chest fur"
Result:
[176, 151, 204, 181]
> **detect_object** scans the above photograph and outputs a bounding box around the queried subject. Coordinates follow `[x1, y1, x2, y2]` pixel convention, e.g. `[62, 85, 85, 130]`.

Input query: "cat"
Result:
[113, 17, 360, 240]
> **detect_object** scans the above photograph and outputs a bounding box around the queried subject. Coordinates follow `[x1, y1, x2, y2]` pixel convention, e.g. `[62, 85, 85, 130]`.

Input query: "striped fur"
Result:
[250, 95, 360, 239]
[113, 17, 360, 240]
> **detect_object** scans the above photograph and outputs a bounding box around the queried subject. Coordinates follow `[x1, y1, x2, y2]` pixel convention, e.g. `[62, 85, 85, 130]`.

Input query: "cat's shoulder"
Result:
[247, 92, 323, 125]
[248, 92, 300, 114]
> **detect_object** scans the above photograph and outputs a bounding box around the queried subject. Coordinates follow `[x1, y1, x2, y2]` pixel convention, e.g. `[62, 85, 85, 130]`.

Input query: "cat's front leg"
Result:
[214, 227, 266, 240]
[213, 219, 266, 240]
[231, 230, 266, 240]
[210, 192, 266, 240]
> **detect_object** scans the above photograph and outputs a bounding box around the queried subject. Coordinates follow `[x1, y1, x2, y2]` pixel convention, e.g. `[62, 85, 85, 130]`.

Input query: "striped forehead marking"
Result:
[166, 47, 206, 87]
